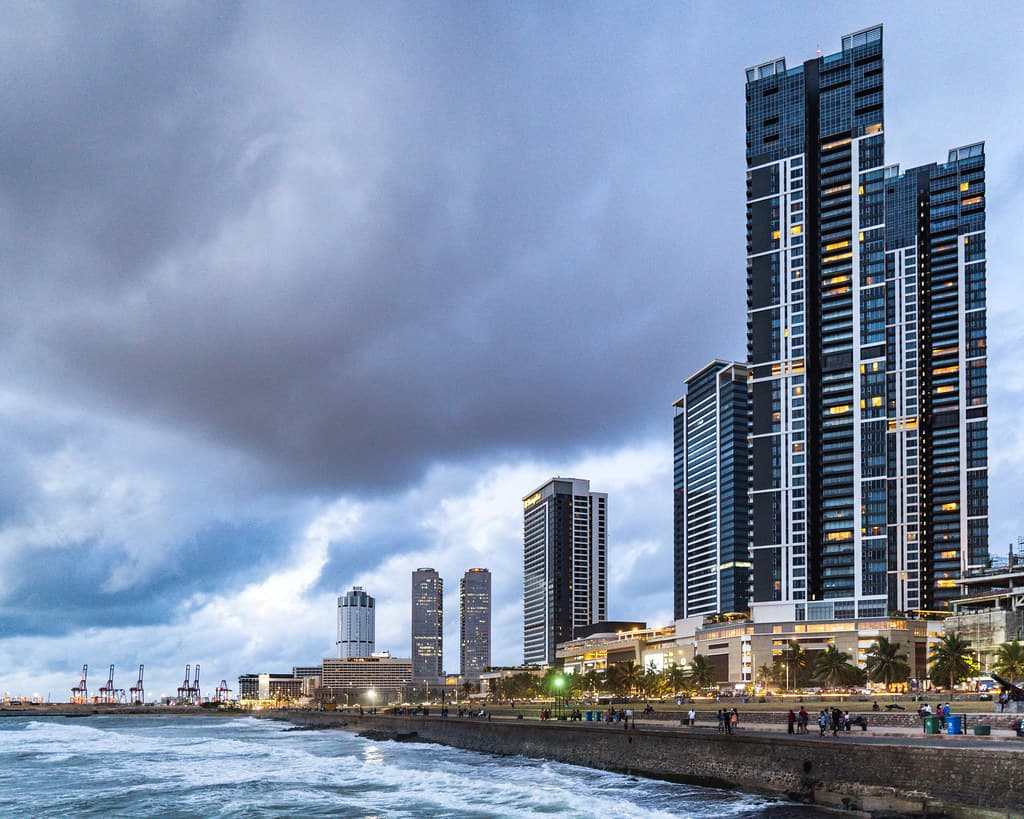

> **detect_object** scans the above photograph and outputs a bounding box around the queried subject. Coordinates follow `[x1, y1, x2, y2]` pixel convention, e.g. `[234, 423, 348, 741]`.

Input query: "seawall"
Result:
[273, 712, 1024, 817]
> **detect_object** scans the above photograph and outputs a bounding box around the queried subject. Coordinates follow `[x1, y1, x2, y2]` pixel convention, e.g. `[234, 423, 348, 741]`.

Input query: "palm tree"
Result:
[618, 660, 645, 697]
[664, 663, 691, 698]
[755, 663, 773, 690]
[581, 669, 603, 699]
[993, 640, 1024, 682]
[813, 644, 858, 689]
[781, 640, 809, 689]
[929, 632, 977, 692]
[865, 636, 911, 690]
[689, 654, 715, 691]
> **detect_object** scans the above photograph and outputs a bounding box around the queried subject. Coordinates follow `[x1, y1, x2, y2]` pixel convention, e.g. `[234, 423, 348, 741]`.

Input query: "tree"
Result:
[993, 640, 1024, 682]
[689, 654, 715, 691]
[929, 632, 977, 692]
[755, 663, 774, 690]
[581, 669, 603, 699]
[663, 663, 692, 698]
[813, 644, 859, 689]
[864, 636, 911, 690]
[781, 640, 809, 689]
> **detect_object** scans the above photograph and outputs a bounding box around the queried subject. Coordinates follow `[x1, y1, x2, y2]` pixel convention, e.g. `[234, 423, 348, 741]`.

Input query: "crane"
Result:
[98, 664, 116, 704]
[177, 664, 192, 702]
[130, 664, 145, 704]
[190, 664, 201, 703]
[215, 680, 232, 702]
[71, 665, 88, 703]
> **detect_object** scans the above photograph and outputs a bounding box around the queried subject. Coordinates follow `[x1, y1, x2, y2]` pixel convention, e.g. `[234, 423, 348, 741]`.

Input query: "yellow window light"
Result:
[823, 251, 853, 263]
[933, 365, 958, 375]
[936, 385, 955, 394]
[826, 240, 850, 251]
[941, 502, 959, 511]
[830, 274, 850, 284]
[960, 181, 969, 192]
[962, 195, 982, 205]
[829, 404, 851, 415]
[773, 230, 781, 240]
[872, 396, 883, 407]
[791, 225, 802, 235]
[865, 123, 883, 135]
[858, 184, 865, 195]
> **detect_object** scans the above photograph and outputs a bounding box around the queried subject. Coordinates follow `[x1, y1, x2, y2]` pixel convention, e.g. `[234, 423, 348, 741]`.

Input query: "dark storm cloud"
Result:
[2, 3, 745, 495]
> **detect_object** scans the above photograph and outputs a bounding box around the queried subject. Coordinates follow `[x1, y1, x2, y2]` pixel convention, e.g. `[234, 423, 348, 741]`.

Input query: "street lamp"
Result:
[554, 676, 565, 720]
[367, 689, 376, 714]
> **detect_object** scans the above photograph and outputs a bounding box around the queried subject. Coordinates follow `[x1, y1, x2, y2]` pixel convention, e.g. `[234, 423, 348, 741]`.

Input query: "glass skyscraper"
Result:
[460, 568, 492, 680]
[522, 478, 607, 665]
[673, 361, 751, 620]
[745, 25, 987, 621]
[411, 568, 443, 683]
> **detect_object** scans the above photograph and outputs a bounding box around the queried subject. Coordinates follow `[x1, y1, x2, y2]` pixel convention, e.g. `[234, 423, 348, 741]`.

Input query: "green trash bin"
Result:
[973, 724, 991, 736]
[924, 715, 941, 734]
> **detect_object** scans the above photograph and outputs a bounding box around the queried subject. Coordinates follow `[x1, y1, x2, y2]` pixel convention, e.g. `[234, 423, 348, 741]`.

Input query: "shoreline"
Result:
[261, 710, 1024, 818]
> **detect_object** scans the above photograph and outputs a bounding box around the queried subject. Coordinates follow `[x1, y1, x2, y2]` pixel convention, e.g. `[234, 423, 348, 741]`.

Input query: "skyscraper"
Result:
[337, 586, 375, 659]
[522, 478, 607, 665]
[744, 25, 987, 621]
[411, 568, 443, 683]
[460, 568, 492, 680]
[673, 361, 751, 620]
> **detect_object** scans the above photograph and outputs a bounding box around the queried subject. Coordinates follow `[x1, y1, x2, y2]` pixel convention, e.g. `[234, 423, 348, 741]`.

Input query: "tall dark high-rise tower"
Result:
[673, 361, 751, 620]
[460, 568, 491, 680]
[523, 478, 607, 665]
[411, 568, 443, 683]
[744, 25, 987, 621]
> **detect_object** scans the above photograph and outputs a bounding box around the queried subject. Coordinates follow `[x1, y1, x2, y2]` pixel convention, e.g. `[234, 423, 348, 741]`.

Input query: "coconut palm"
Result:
[781, 640, 809, 688]
[864, 636, 911, 690]
[813, 644, 859, 689]
[689, 654, 715, 691]
[993, 640, 1024, 682]
[663, 663, 692, 698]
[929, 632, 977, 692]
[755, 663, 774, 690]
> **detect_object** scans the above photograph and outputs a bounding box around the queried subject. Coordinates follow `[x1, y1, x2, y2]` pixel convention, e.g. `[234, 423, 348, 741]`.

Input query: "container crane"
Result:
[71, 665, 88, 703]
[98, 664, 116, 704]
[129, 664, 145, 704]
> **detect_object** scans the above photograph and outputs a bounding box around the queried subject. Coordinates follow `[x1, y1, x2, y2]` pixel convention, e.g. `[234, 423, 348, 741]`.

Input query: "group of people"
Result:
[786, 707, 859, 735]
[715, 708, 740, 733]
[917, 701, 952, 728]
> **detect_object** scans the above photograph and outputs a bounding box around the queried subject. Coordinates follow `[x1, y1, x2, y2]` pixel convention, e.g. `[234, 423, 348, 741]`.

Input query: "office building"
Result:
[321, 655, 413, 705]
[744, 25, 987, 621]
[673, 361, 751, 620]
[337, 586, 375, 659]
[411, 568, 444, 682]
[522, 477, 607, 665]
[460, 568, 492, 680]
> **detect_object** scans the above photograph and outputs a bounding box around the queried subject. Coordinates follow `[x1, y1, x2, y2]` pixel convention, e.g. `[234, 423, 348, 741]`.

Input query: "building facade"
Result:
[744, 25, 987, 623]
[411, 568, 444, 683]
[522, 478, 607, 665]
[320, 656, 413, 705]
[674, 361, 751, 620]
[460, 568, 492, 680]
[337, 586, 375, 659]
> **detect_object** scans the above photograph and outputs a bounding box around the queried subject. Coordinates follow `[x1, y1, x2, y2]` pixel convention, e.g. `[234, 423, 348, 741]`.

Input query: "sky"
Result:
[2, 1, 1023, 701]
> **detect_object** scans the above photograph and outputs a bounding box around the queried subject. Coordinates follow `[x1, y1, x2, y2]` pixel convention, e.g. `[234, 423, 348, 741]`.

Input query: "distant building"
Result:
[460, 568, 492, 680]
[321, 656, 413, 705]
[523, 478, 607, 665]
[337, 586, 375, 659]
[411, 568, 444, 683]
[673, 361, 751, 621]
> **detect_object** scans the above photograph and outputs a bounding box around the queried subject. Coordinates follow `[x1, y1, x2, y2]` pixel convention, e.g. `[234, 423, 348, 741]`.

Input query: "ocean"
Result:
[0, 715, 833, 817]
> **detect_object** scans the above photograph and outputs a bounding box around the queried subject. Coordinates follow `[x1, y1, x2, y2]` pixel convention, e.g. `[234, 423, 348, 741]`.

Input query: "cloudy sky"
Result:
[2, 1, 1023, 700]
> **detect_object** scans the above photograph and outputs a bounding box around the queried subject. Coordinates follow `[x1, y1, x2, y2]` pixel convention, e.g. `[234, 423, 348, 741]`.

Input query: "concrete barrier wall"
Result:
[279, 712, 1024, 817]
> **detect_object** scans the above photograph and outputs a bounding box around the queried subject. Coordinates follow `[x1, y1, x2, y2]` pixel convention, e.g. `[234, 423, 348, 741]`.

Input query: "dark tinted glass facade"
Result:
[673, 361, 751, 619]
[745, 25, 987, 621]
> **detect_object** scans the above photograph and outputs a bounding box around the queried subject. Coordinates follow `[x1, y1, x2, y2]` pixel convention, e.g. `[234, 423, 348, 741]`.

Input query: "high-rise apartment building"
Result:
[744, 25, 987, 621]
[337, 586, 375, 659]
[460, 568, 492, 680]
[411, 568, 444, 682]
[673, 361, 751, 620]
[522, 478, 607, 665]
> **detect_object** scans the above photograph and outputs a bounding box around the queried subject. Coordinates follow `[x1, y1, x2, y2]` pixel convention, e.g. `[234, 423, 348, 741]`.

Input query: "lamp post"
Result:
[367, 689, 376, 714]
[554, 675, 565, 720]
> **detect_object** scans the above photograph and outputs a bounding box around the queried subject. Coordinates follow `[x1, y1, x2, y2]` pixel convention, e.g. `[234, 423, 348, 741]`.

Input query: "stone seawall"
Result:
[275, 712, 1023, 817]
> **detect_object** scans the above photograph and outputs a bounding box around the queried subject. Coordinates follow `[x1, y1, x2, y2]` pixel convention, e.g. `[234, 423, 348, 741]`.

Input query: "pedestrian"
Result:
[787, 709, 796, 734]
[831, 707, 842, 736]
[818, 710, 828, 737]
[716, 709, 724, 733]
[688, 707, 696, 727]
[731, 708, 739, 732]
[798, 706, 808, 734]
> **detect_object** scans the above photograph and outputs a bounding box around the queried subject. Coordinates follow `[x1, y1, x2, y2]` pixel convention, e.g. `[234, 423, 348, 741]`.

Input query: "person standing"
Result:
[798, 706, 808, 734]
[688, 707, 696, 727]
[818, 710, 828, 737]
[787, 709, 796, 734]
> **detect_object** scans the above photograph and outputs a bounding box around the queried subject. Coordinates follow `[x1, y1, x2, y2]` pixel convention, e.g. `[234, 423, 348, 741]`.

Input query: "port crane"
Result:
[129, 664, 145, 704]
[215, 680, 232, 702]
[177, 664, 192, 702]
[71, 665, 88, 703]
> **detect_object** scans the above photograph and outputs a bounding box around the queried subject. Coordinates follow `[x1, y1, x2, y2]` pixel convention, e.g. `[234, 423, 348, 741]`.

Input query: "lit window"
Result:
[791, 225, 802, 235]
[829, 404, 850, 415]
[960, 181, 969, 192]
[941, 502, 959, 512]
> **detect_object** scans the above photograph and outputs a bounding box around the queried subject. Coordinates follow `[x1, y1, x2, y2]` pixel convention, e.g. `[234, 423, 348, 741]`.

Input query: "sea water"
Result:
[0, 716, 833, 817]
